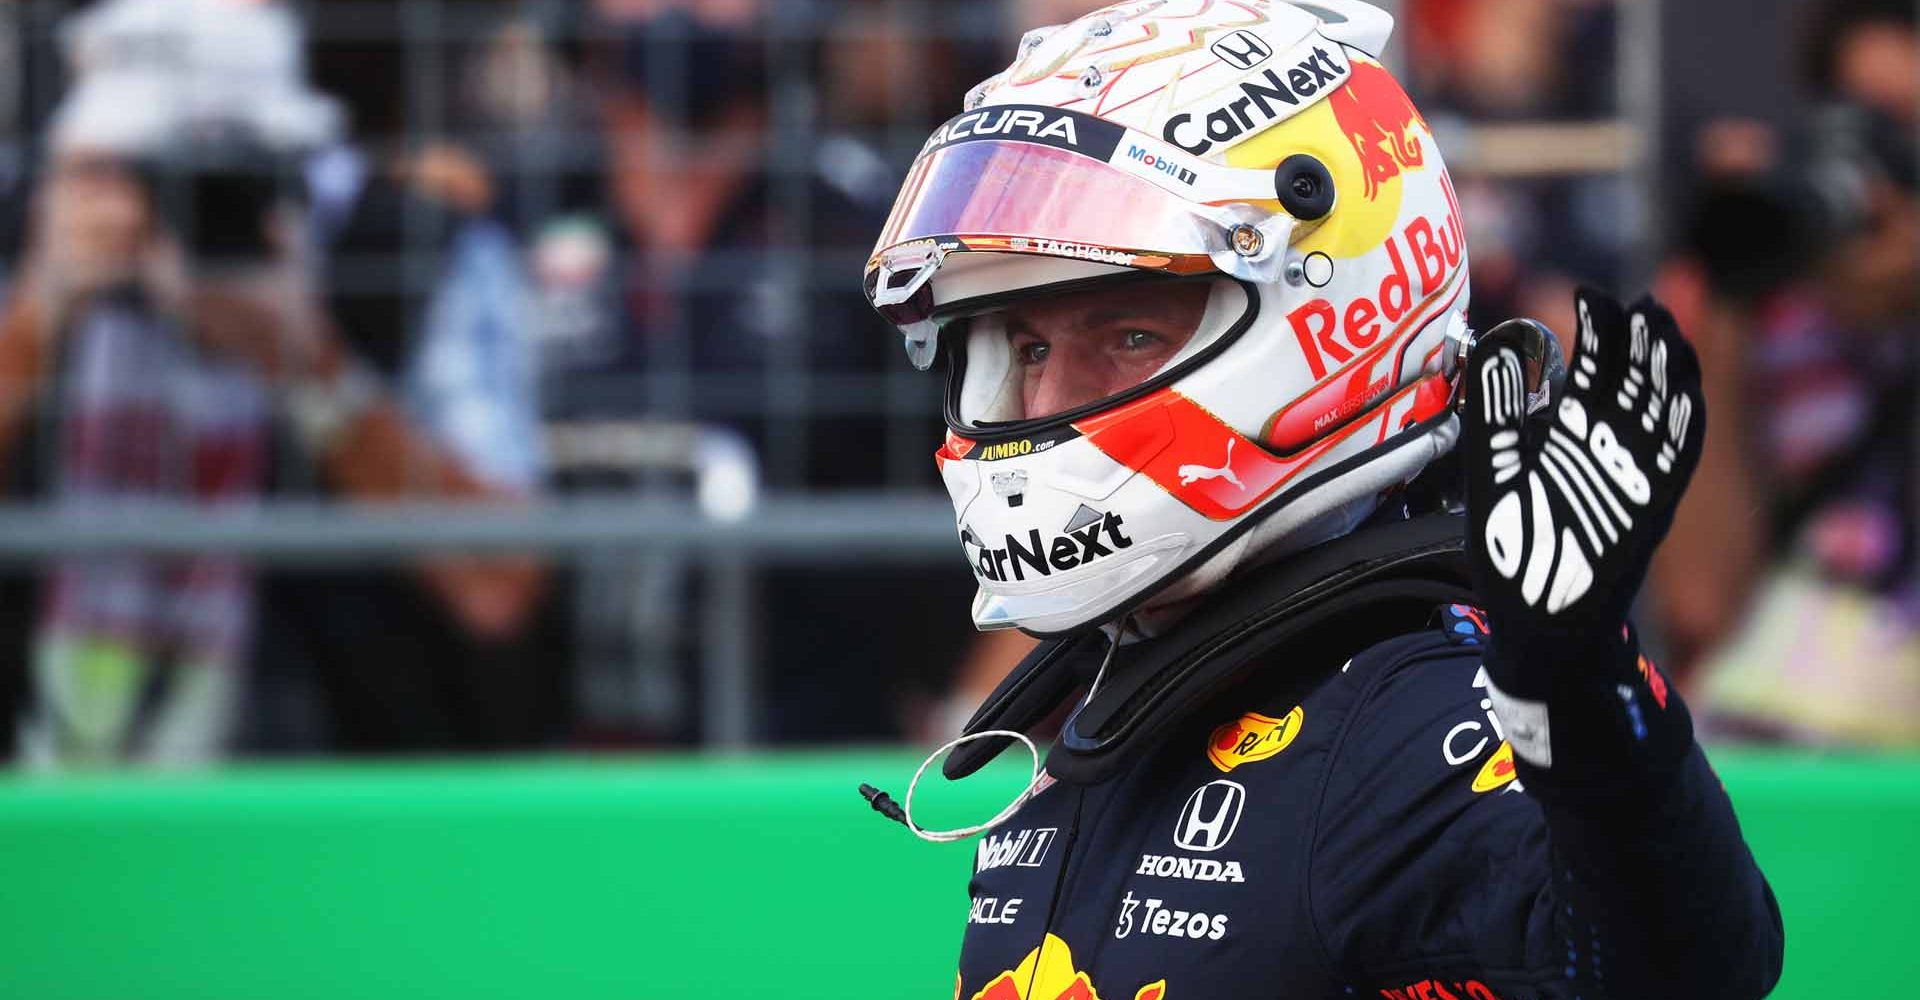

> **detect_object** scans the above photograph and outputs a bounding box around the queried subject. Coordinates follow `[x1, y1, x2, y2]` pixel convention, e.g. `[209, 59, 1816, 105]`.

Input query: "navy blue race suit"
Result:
[955, 602, 1783, 1000]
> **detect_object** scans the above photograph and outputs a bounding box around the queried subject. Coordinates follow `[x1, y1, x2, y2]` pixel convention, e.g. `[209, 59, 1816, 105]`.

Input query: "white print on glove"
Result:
[1476, 302, 1695, 616]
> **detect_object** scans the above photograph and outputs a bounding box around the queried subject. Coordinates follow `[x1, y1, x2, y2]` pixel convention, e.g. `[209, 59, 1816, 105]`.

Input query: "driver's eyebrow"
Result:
[1004, 301, 1189, 338]
[1079, 306, 1157, 327]
[1072, 304, 1194, 334]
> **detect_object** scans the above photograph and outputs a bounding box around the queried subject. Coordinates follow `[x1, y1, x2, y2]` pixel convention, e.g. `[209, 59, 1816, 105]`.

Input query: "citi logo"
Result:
[976, 827, 1057, 872]
[1173, 779, 1246, 852]
[1210, 29, 1273, 70]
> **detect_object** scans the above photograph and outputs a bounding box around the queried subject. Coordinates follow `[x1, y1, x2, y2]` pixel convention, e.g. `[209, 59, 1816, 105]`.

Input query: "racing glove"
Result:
[1459, 289, 1705, 795]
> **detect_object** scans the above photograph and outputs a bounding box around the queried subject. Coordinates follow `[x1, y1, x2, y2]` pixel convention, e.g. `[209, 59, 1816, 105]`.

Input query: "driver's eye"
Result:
[1015, 340, 1051, 366]
[1120, 330, 1162, 351]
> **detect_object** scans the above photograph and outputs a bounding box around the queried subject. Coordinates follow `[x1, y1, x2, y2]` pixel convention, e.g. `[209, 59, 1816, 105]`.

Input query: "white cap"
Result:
[49, 0, 341, 157]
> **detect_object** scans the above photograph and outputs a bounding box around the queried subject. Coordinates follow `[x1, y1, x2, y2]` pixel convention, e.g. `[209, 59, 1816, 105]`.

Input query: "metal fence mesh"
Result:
[0, 0, 1661, 757]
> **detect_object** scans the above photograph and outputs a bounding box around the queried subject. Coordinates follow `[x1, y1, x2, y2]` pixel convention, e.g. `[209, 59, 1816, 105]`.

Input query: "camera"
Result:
[138, 127, 304, 267]
[47, 0, 340, 267]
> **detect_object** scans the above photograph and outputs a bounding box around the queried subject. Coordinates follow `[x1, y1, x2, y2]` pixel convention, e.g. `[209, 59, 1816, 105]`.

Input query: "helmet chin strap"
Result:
[885, 617, 1131, 844]
[1112, 587, 1211, 641]
[1121, 492, 1385, 640]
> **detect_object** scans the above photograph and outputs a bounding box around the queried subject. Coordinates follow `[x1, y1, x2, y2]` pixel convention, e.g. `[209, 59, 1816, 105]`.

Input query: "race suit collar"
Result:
[945, 512, 1475, 786]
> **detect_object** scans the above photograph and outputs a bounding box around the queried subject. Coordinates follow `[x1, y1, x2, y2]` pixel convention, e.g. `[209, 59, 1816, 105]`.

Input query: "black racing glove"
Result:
[1459, 289, 1704, 793]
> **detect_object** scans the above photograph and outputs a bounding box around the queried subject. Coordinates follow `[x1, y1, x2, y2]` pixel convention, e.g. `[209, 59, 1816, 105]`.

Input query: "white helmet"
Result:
[865, 0, 1470, 636]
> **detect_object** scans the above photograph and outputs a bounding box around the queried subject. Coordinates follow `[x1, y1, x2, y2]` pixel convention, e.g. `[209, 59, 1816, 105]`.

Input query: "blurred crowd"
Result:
[1653, 0, 1920, 744]
[0, 0, 1910, 766]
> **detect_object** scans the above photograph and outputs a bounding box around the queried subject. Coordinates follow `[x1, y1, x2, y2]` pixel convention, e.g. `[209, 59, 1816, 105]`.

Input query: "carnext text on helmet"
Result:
[1161, 44, 1352, 155]
[970, 512, 1136, 584]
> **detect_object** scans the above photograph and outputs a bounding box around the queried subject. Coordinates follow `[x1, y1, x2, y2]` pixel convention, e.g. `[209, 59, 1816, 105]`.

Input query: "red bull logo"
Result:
[1282, 188, 1465, 382]
[966, 934, 1166, 1000]
[1471, 741, 1518, 794]
[1328, 60, 1429, 200]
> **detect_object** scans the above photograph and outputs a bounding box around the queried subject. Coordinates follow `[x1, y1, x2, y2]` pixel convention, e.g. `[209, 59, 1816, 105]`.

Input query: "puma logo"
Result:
[1177, 439, 1245, 490]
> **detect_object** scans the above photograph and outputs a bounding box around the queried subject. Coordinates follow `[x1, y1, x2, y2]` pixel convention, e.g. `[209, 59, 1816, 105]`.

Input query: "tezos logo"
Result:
[975, 826, 1057, 872]
[964, 504, 1134, 583]
[1114, 891, 1229, 941]
[1162, 42, 1351, 155]
[1209, 29, 1273, 70]
[1173, 779, 1246, 852]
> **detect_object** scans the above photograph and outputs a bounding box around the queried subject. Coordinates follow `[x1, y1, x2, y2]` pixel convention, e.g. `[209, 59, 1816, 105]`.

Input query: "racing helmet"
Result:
[865, 0, 1470, 636]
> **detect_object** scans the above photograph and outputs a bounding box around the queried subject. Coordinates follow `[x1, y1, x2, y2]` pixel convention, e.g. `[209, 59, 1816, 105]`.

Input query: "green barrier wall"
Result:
[0, 750, 1911, 999]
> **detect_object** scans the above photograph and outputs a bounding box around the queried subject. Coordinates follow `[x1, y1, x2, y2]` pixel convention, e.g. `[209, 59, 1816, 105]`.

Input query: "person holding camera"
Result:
[0, 0, 548, 763]
[1650, 0, 1920, 745]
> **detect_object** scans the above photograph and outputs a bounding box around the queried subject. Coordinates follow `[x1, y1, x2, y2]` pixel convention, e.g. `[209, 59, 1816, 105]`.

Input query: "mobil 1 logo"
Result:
[976, 826, 1057, 873]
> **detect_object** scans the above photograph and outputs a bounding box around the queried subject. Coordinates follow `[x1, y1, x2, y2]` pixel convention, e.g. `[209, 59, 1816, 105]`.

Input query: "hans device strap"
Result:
[945, 513, 1476, 785]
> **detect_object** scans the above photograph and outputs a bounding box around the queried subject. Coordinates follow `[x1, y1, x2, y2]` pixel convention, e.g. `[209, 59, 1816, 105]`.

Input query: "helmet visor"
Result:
[866, 139, 1235, 331]
[876, 139, 1222, 266]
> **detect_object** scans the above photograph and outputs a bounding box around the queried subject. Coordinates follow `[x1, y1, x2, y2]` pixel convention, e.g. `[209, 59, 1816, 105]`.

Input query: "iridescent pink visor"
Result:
[864, 105, 1295, 366]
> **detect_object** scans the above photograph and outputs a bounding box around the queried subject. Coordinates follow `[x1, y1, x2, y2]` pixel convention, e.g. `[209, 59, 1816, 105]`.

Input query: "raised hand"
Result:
[1464, 290, 1704, 640]
[1460, 290, 1705, 769]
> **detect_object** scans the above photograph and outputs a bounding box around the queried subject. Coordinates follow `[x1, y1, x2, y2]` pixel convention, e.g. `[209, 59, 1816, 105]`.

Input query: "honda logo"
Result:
[1209, 29, 1273, 71]
[1173, 780, 1246, 852]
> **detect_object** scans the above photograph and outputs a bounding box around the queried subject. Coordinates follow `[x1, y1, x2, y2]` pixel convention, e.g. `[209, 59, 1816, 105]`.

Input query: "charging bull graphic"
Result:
[1219, 54, 1443, 263]
[1328, 59, 1428, 201]
[966, 934, 1166, 1000]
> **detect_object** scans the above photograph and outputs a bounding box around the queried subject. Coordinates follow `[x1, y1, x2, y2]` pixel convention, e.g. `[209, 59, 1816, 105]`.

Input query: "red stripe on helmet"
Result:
[1264, 266, 1466, 452]
[935, 432, 977, 471]
[1076, 379, 1445, 521]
